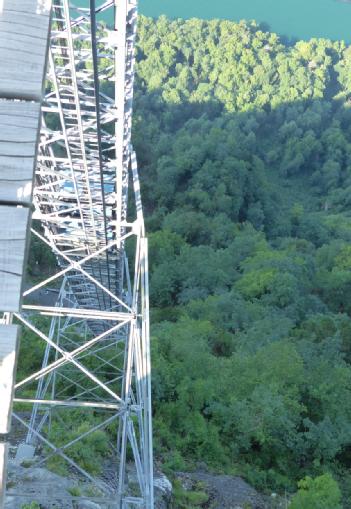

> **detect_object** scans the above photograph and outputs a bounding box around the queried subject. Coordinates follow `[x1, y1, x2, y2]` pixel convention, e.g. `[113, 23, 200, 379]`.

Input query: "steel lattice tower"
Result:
[2, 1, 154, 507]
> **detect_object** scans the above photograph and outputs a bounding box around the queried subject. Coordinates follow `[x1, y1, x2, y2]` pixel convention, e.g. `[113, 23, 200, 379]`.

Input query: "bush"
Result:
[46, 410, 110, 476]
[172, 479, 209, 508]
[289, 473, 342, 509]
[67, 486, 81, 497]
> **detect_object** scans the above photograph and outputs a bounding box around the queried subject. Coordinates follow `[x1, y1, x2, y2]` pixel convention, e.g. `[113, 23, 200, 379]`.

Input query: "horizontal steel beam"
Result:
[22, 305, 135, 321]
[14, 398, 122, 410]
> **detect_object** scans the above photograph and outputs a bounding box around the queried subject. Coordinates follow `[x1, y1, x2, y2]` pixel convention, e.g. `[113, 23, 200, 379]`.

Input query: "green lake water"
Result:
[139, 0, 351, 42]
[73, 0, 351, 43]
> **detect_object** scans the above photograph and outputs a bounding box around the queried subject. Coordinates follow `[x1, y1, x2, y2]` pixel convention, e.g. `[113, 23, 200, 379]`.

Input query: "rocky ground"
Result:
[5, 457, 289, 509]
[6, 425, 283, 509]
[4, 458, 172, 509]
[175, 471, 288, 509]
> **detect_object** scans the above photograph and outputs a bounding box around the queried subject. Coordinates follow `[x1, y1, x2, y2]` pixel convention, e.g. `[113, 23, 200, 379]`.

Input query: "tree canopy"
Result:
[131, 15, 351, 503]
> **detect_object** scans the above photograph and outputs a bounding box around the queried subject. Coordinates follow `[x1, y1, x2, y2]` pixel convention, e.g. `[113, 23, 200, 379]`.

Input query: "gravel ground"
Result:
[176, 471, 281, 509]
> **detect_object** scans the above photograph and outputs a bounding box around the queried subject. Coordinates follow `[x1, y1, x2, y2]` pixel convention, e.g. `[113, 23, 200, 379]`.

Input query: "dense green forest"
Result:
[23, 14, 351, 507]
[132, 15, 351, 504]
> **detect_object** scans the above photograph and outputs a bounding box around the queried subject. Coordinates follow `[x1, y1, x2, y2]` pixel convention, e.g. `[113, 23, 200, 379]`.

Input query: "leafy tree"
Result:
[289, 474, 342, 509]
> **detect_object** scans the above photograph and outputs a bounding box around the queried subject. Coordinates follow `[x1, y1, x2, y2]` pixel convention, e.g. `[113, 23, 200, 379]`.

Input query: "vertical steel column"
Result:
[6, 1, 154, 507]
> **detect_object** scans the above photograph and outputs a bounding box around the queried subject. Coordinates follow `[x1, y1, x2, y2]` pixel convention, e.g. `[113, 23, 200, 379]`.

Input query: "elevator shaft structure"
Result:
[36, 0, 134, 330]
[8, 1, 153, 507]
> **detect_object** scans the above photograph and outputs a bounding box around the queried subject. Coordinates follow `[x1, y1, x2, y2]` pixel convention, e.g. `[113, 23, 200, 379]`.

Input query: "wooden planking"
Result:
[0, 443, 8, 508]
[0, 325, 19, 434]
[0, 2, 52, 505]
[0, 207, 31, 312]
[0, 0, 51, 101]
[0, 100, 41, 204]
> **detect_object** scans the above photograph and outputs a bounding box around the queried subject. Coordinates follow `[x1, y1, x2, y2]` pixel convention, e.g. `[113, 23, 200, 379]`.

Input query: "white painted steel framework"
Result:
[9, 1, 153, 507]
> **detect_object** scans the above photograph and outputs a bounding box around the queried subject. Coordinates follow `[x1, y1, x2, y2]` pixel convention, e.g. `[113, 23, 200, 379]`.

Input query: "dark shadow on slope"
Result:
[133, 91, 351, 244]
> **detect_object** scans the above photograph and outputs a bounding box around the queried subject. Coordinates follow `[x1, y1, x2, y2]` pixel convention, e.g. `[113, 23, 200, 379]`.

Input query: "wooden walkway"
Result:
[0, 0, 51, 506]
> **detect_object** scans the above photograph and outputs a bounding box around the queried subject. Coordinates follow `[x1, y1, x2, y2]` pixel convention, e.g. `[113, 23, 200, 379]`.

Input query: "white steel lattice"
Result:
[10, 1, 154, 507]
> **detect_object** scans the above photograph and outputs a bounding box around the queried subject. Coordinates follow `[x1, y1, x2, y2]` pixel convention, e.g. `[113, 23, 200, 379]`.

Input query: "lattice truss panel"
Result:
[7, 1, 154, 508]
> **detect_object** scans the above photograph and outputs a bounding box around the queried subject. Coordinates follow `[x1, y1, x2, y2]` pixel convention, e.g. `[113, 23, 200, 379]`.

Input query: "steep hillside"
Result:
[23, 15, 351, 507]
[132, 16, 351, 504]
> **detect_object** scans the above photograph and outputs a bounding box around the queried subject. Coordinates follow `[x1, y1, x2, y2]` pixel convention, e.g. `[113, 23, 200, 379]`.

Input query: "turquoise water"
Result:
[73, 0, 351, 43]
[138, 0, 351, 42]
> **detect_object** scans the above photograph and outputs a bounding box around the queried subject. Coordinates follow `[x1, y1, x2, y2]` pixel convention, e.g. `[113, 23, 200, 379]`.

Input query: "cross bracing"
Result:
[0, 1, 154, 508]
[35, 1, 136, 325]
